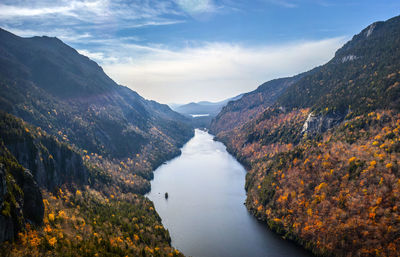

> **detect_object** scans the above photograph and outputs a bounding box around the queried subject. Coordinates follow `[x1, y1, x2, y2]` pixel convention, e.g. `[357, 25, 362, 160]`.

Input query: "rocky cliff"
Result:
[0, 143, 43, 242]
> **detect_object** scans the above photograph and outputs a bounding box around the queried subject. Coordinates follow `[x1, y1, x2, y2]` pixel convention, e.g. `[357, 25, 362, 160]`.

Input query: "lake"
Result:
[147, 129, 313, 257]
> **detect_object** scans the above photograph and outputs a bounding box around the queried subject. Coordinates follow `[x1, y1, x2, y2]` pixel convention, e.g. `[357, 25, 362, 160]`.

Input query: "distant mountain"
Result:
[171, 94, 243, 128]
[171, 94, 243, 117]
[211, 15, 400, 256]
[0, 27, 191, 256]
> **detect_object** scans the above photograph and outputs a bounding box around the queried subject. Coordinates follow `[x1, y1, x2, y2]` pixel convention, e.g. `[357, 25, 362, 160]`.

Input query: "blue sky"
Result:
[1, 0, 399, 103]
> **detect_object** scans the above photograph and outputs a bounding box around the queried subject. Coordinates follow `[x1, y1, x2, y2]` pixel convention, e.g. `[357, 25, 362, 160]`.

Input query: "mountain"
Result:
[171, 94, 243, 117]
[0, 27, 193, 173]
[211, 15, 400, 256]
[171, 94, 243, 128]
[210, 73, 311, 133]
[0, 28, 191, 256]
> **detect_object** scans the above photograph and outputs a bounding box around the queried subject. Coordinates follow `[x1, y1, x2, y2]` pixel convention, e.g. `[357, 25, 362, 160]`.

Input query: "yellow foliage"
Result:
[348, 157, 357, 163]
[48, 213, 55, 222]
[386, 163, 393, 169]
[44, 225, 52, 233]
[57, 210, 67, 219]
[30, 235, 41, 247]
[315, 182, 327, 192]
[322, 161, 330, 168]
[43, 199, 50, 207]
[48, 237, 57, 247]
[76, 190, 82, 197]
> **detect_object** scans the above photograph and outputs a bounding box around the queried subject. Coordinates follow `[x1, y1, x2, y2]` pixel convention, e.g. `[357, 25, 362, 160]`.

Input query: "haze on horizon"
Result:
[0, 0, 399, 104]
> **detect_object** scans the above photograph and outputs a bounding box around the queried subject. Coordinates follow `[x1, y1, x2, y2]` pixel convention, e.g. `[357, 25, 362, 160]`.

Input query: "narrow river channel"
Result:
[147, 129, 313, 257]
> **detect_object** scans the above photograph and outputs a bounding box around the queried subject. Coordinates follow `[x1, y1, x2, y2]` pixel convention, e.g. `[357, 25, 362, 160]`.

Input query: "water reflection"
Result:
[147, 129, 313, 257]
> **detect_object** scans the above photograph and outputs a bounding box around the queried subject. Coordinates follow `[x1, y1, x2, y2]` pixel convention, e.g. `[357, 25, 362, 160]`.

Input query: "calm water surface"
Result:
[147, 129, 313, 257]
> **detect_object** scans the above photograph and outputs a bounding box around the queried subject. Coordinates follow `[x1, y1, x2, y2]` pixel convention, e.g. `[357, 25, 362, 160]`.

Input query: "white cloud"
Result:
[77, 49, 119, 63]
[174, 0, 218, 14]
[0, 0, 347, 104]
[98, 37, 347, 103]
[125, 20, 186, 28]
[0, 0, 110, 19]
[0, 0, 186, 29]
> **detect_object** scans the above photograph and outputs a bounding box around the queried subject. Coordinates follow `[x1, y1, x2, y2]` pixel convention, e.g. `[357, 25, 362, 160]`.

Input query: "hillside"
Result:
[211, 15, 400, 256]
[0, 28, 191, 256]
[210, 73, 310, 133]
[0, 28, 193, 176]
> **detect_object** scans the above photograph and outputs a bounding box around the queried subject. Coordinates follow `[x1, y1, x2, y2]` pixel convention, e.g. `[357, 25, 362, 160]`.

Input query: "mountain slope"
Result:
[210, 71, 314, 133]
[211, 15, 400, 256]
[0, 28, 190, 256]
[277, 17, 400, 115]
[0, 27, 193, 174]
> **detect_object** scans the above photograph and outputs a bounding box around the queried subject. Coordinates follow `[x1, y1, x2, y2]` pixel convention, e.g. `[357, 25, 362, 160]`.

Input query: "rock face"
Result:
[0, 164, 16, 242]
[0, 148, 44, 242]
[0, 112, 89, 191]
[301, 111, 346, 135]
[7, 139, 88, 191]
[0, 112, 89, 243]
[20, 169, 44, 225]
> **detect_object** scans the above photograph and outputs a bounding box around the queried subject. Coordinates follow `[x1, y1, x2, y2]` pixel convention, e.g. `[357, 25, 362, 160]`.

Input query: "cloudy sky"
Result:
[1, 0, 399, 103]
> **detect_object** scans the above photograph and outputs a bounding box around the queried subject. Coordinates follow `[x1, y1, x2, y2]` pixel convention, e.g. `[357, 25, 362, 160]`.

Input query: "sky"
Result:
[0, 1, 399, 104]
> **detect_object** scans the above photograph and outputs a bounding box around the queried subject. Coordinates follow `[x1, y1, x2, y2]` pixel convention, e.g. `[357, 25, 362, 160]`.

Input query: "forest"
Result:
[1, 7, 400, 257]
[0, 28, 192, 256]
[211, 15, 400, 257]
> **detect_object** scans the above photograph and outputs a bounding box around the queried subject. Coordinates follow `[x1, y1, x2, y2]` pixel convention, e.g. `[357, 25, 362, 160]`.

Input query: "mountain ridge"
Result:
[0, 27, 191, 256]
[211, 14, 400, 256]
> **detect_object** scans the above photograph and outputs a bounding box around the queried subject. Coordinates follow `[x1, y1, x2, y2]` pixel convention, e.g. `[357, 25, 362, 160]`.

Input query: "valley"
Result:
[0, 11, 399, 257]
